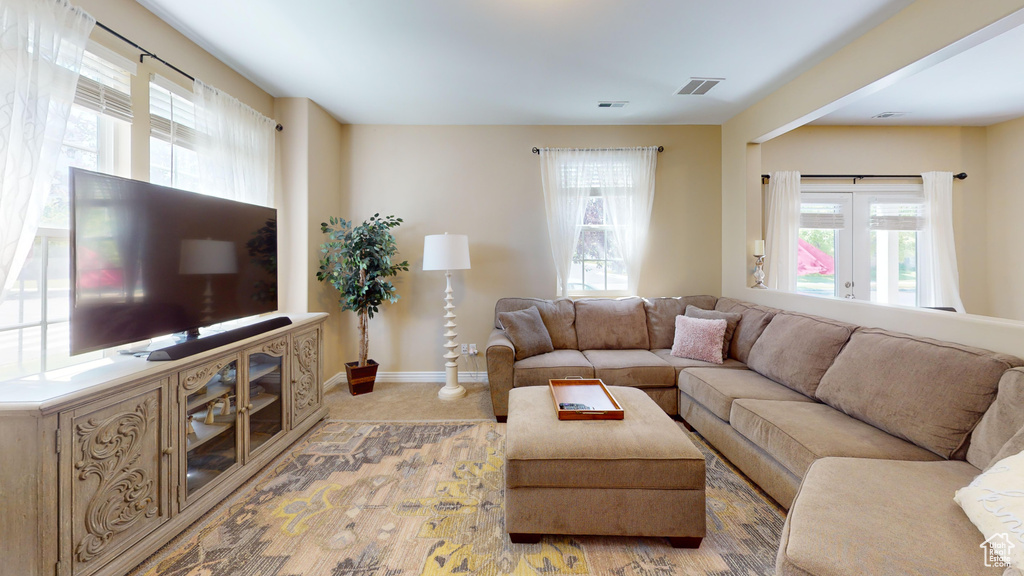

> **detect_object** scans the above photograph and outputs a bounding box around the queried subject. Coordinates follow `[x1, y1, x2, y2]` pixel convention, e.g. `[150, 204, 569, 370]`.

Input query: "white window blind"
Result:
[869, 202, 925, 231]
[150, 75, 197, 149]
[800, 202, 847, 229]
[73, 45, 134, 123]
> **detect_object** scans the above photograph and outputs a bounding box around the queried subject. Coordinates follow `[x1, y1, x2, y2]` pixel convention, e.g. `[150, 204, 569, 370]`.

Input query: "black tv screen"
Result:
[70, 168, 278, 355]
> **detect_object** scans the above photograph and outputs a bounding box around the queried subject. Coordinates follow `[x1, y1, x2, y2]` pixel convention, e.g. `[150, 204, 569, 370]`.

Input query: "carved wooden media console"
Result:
[0, 314, 328, 576]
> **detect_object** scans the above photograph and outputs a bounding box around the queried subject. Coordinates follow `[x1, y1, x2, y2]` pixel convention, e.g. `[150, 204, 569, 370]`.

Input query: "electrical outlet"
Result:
[461, 344, 468, 355]
[468, 343, 478, 356]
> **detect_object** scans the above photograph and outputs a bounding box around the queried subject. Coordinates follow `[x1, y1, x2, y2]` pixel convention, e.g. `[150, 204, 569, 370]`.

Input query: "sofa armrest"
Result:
[486, 328, 515, 420]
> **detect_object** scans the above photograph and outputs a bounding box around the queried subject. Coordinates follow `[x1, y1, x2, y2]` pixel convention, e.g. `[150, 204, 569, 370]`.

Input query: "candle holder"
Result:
[752, 254, 767, 289]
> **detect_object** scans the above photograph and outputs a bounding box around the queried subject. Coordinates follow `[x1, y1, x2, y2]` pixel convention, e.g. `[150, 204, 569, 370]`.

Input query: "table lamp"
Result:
[422, 233, 471, 400]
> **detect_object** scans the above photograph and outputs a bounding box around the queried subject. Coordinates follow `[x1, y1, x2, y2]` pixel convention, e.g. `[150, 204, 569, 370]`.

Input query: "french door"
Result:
[798, 185, 927, 305]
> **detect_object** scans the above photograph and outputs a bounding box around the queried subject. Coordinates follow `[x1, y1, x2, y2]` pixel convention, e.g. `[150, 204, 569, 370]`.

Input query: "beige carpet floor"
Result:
[324, 379, 497, 421]
[128, 420, 785, 576]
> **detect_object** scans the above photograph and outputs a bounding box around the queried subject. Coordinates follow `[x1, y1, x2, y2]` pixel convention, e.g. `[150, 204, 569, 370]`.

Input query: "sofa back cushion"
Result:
[494, 297, 577, 350]
[713, 297, 778, 363]
[575, 298, 649, 350]
[817, 327, 1023, 459]
[643, 295, 718, 349]
[746, 312, 855, 397]
[967, 367, 1024, 469]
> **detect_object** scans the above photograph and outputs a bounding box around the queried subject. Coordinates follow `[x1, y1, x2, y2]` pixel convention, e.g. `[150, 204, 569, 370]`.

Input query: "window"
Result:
[0, 46, 133, 380]
[150, 75, 199, 191]
[538, 147, 657, 297]
[570, 195, 628, 292]
[797, 185, 926, 307]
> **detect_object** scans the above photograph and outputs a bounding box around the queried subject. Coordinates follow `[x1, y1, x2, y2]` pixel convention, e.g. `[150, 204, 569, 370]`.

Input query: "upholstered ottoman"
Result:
[505, 385, 706, 547]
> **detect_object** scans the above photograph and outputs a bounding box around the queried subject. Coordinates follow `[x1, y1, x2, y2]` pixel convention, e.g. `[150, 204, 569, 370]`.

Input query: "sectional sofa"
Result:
[486, 295, 1024, 575]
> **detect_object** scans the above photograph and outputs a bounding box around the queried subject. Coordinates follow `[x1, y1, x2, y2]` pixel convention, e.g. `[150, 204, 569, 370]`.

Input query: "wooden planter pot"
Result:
[345, 359, 379, 395]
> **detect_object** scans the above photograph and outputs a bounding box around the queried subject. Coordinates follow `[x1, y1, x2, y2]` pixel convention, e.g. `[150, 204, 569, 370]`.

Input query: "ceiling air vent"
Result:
[872, 111, 907, 119]
[676, 77, 724, 96]
[598, 101, 628, 108]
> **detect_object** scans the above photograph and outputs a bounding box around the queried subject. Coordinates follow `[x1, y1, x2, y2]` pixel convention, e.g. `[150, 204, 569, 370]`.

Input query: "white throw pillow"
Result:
[955, 450, 1024, 570]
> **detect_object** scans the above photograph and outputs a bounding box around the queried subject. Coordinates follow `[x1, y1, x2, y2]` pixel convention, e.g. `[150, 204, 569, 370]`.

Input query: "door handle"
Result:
[844, 281, 854, 288]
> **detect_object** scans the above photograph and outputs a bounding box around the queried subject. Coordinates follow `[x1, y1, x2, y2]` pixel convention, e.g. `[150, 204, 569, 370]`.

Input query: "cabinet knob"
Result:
[238, 406, 247, 414]
[162, 446, 173, 455]
[247, 403, 254, 410]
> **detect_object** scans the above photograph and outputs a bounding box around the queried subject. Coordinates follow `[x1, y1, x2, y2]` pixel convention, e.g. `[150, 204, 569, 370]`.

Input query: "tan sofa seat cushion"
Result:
[494, 297, 578, 350]
[575, 298, 650, 350]
[506, 386, 704, 490]
[643, 295, 718, 349]
[731, 400, 941, 478]
[581, 349, 675, 388]
[651, 349, 746, 374]
[678, 368, 814, 421]
[746, 312, 855, 397]
[778, 458, 999, 576]
[714, 298, 778, 363]
[817, 327, 1023, 459]
[513, 350, 594, 388]
[968, 367, 1024, 469]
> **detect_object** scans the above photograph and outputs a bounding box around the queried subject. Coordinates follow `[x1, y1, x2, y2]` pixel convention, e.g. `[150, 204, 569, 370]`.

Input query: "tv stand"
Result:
[0, 313, 326, 576]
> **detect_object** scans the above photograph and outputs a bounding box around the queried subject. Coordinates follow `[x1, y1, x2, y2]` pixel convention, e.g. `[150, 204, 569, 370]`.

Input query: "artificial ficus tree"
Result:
[317, 214, 409, 366]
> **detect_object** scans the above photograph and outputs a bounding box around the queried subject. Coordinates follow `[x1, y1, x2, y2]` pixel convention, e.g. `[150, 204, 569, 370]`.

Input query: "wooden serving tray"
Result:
[548, 378, 624, 420]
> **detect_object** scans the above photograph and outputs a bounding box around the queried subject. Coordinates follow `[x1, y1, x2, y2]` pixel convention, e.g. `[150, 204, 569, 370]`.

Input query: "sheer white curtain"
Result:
[764, 171, 801, 291]
[0, 0, 94, 299]
[539, 147, 658, 296]
[539, 149, 589, 297]
[193, 79, 277, 207]
[919, 171, 964, 312]
[604, 146, 658, 296]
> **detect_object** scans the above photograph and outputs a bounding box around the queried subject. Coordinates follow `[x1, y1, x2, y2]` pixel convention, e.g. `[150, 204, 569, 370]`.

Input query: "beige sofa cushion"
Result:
[730, 399, 941, 478]
[513, 350, 594, 388]
[506, 386, 704, 490]
[643, 295, 718, 349]
[494, 297, 578, 350]
[746, 312, 855, 397]
[678, 368, 815, 421]
[777, 458, 999, 576]
[575, 298, 650, 350]
[714, 297, 778, 363]
[817, 327, 1022, 459]
[651, 349, 746, 374]
[685, 305, 741, 360]
[968, 367, 1024, 469]
[581, 349, 675, 388]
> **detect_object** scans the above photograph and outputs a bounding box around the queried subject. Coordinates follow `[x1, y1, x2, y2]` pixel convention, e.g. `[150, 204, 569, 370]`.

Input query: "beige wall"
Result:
[760, 125, 991, 316]
[274, 98, 348, 378]
[722, 0, 1024, 357]
[320, 125, 722, 375]
[985, 115, 1024, 319]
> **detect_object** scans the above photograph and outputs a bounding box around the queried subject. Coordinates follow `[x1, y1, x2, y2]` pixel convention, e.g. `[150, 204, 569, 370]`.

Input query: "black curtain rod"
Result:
[532, 146, 664, 154]
[94, 21, 283, 132]
[761, 172, 967, 183]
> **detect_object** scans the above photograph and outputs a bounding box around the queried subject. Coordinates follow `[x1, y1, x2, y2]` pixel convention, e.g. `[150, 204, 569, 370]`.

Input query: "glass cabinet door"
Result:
[183, 359, 239, 498]
[246, 346, 284, 456]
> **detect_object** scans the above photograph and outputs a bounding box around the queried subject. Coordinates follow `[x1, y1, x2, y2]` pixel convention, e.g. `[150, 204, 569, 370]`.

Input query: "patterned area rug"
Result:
[129, 421, 784, 576]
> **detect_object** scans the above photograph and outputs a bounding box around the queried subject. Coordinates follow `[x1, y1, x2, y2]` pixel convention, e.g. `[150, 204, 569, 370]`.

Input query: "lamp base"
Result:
[439, 364, 466, 400]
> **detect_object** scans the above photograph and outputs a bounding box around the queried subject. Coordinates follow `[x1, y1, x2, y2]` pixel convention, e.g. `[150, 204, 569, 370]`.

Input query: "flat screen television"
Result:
[70, 168, 278, 355]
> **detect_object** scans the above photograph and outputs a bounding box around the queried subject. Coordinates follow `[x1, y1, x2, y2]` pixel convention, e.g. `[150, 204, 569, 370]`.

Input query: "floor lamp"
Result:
[423, 233, 471, 400]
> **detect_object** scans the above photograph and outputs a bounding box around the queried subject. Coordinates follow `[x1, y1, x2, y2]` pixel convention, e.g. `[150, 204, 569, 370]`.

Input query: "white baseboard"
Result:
[324, 371, 488, 389]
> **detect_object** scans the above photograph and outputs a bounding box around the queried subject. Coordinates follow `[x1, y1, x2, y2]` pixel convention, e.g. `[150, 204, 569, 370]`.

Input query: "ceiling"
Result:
[815, 18, 1024, 126]
[136, 0, 911, 125]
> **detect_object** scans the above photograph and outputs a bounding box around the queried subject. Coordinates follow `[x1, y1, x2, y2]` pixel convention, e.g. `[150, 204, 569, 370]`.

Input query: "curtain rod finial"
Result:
[276, 123, 283, 132]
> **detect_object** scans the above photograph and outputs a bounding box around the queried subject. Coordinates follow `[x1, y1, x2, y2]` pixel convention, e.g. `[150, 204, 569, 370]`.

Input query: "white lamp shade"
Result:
[422, 234, 470, 271]
[179, 239, 238, 275]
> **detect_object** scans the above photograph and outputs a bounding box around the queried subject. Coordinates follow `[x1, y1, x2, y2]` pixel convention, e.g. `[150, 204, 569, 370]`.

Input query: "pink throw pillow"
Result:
[671, 315, 727, 364]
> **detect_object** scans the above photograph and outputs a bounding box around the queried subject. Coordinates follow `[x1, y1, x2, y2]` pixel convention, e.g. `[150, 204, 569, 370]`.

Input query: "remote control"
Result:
[559, 403, 592, 410]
